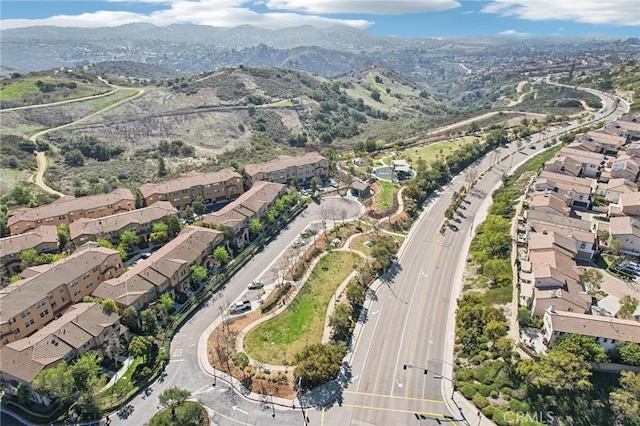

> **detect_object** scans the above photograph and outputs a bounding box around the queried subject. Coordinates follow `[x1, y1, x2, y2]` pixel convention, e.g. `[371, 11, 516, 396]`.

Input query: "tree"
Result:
[310, 178, 318, 196]
[370, 237, 397, 272]
[619, 342, 640, 366]
[464, 167, 478, 191]
[141, 308, 159, 336]
[100, 298, 118, 314]
[483, 320, 509, 341]
[97, 238, 115, 249]
[618, 295, 639, 319]
[157, 156, 167, 177]
[329, 303, 351, 341]
[166, 215, 182, 238]
[157, 293, 174, 319]
[121, 305, 139, 329]
[580, 268, 604, 294]
[159, 386, 191, 407]
[346, 281, 365, 314]
[64, 149, 84, 167]
[482, 259, 511, 286]
[370, 90, 381, 102]
[472, 215, 512, 258]
[119, 229, 137, 252]
[20, 248, 38, 268]
[609, 371, 640, 425]
[150, 222, 169, 245]
[294, 342, 347, 391]
[248, 218, 262, 236]
[609, 238, 623, 256]
[57, 224, 70, 250]
[516, 347, 592, 393]
[33, 362, 74, 403]
[16, 383, 29, 405]
[190, 265, 207, 284]
[71, 352, 102, 394]
[128, 336, 151, 362]
[192, 196, 205, 216]
[554, 334, 608, 363]
[213, 246, 229, 266]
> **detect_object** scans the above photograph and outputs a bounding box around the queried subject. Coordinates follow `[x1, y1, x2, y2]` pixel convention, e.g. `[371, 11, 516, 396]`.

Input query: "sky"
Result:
[1, 0, 639, 38]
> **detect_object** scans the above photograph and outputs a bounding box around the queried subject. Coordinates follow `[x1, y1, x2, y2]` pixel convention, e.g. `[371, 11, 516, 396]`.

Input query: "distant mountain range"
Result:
[1, 23, 636, 77]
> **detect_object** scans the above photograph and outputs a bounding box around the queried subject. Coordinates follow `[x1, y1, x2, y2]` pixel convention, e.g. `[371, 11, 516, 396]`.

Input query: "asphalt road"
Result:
[313, 89, 628, 426]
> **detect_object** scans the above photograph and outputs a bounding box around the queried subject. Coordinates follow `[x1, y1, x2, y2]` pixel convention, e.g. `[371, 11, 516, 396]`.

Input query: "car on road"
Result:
[229, 300, 251, 314]
[140, 252, 152, 259]
[291, 240, 305, 248]
[248, 280, 264, 290]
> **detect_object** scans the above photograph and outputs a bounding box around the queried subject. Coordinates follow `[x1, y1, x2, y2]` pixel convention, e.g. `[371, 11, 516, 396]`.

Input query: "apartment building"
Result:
[8, 188, 135, 235]
[0, 303, 123, 404]
[139, 169, 243, 210]
[543, 308, 640, 350]
[69, 201, 178, 246]
[202, 181, 288, 249]
[244, 152, 329, 186]
[93, 226, 223, 311]
[0, 243, 123, 348]
[0, 226, 58, 275]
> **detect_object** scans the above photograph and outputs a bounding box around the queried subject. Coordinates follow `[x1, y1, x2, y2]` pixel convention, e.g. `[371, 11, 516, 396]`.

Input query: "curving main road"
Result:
[314, 86, 628, 426]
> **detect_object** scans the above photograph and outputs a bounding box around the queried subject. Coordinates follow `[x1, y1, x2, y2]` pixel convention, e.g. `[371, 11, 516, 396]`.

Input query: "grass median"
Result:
[244, 251, 360, 365]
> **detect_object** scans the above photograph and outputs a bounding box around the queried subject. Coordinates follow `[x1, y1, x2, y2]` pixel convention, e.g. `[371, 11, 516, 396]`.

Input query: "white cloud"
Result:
[0, 0, 374, 30]
[483, 0, 640, 26]
[498, 29, 531, 36]
[265, 0, 461, 15]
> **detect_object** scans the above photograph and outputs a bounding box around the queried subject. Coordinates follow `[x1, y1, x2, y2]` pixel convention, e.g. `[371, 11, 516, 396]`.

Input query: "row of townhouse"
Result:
[92, 225, 223, 312]
[0, 225, 59, 275]
[6, 153, 328, 239]
[8, 188, 135, 236]
[140, 169, 244, 211]
[244, 152, 329, 186]
[0, 244, 124, 348]
[0, 303, 123, 405]
[202, 181, 288, 249]
[519, 115, 640, 352]
[69, 201, 178, 246]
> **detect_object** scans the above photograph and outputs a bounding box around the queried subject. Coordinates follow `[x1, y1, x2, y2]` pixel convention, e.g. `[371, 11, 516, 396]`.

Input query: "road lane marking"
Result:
[390, 268, 423, 395]
[321, 407, 325, 426]
[343, 404, 446, 418]
[344, 390, 444, 404]
[355, 305, 383, 393]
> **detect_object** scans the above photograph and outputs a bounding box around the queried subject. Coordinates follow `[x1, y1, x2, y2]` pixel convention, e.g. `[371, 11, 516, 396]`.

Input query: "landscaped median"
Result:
[244, 251, 362, 365]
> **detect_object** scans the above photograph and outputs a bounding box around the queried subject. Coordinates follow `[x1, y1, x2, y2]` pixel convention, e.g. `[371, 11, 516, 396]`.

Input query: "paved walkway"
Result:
[100, 356, 134, 392]
[235, 247, 366, 372]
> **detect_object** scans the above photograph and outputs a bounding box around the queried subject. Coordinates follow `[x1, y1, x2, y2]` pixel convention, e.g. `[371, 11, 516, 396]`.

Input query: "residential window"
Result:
[39, 309, 49, 318]
[73, 289, 81, 297]
[70, 280, 79, 288]
[85, 281, 93, 289]
[8, 318, 15, 325]
[25, 319, 35, 328]
[36, 300, 46, 309]
[13, 328, 20, 335]
[20, 310, 30, 319]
